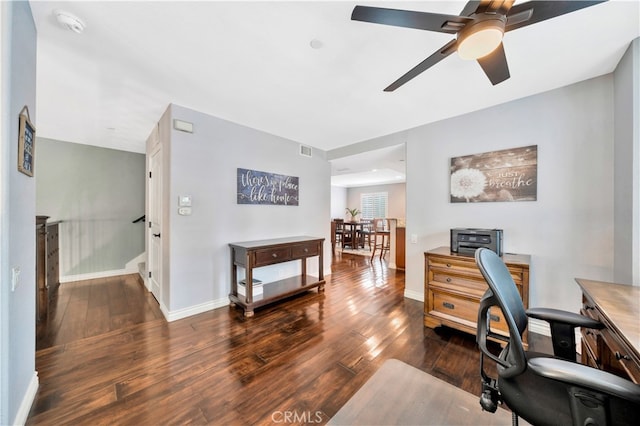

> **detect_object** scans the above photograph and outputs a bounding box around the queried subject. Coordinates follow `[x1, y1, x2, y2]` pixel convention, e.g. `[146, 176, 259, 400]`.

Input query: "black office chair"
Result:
[474, 248, 640, 426]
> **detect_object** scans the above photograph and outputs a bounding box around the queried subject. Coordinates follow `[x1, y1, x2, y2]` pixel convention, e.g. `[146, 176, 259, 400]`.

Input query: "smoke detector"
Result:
[54, 10, 85, 34]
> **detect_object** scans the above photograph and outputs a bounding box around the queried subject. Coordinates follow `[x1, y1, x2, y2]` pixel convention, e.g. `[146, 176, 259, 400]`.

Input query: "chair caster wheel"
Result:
[480, 389, 498, 413]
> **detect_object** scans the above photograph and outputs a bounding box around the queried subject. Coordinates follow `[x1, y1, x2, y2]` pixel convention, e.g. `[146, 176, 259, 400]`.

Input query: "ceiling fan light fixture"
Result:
[457, 20, 504, 60]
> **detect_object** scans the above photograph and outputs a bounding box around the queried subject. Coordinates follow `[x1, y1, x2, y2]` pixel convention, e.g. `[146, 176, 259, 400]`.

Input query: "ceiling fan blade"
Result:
[384, 39, 458, 92]
[351, 6, 472, 35]
[505, 1, 607, 32]
[471, 0, 516, 15]
[459, 1, 486, 16]
[477, 43, 510, 85]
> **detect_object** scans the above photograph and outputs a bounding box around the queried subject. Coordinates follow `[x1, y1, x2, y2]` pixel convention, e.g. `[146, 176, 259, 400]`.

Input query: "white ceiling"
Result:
[30, 0, 639, 183]
[331, 143, 406, 187]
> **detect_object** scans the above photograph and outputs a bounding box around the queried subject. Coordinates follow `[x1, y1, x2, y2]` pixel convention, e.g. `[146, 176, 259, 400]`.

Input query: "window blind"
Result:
[360, 192, 388, 220]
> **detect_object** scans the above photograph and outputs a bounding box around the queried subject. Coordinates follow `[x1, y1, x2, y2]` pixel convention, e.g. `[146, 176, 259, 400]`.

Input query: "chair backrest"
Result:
[475, 248, 528, 378]
[360, 219, 372, 233]
[330, 220, 337, 244]
[333, 218, 344, 231]
[372, 218, 388, 233]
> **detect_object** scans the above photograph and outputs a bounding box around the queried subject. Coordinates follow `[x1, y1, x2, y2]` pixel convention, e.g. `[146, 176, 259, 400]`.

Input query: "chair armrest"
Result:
[526, 307, 603, 329]
[528, 357, 640, 403]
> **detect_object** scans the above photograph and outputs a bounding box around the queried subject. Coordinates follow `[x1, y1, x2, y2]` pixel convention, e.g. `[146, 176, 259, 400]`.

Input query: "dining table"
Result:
[342, 221, 368, 249]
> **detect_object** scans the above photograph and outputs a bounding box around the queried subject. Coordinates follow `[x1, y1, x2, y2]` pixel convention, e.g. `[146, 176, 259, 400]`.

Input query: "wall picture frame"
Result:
[18, 106, 36, 177]
[237, 168, 299, 206]
[450, 145, 537, 203]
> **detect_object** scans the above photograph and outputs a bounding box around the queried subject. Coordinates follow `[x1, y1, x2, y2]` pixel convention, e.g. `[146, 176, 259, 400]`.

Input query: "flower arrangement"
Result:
[345, 207, 360, 221]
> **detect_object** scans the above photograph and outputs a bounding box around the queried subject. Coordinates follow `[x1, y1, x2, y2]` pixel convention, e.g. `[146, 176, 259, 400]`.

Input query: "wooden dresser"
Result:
[229, 236, 325, 317]
[577, 278, 640, 384]
[424, 246, 530, 343]
[36, 216, 60, 322]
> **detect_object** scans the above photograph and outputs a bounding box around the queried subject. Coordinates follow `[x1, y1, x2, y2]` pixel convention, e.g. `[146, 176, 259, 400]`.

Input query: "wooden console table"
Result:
[577, 278, 640, 384]
[229, 236, 325, 317]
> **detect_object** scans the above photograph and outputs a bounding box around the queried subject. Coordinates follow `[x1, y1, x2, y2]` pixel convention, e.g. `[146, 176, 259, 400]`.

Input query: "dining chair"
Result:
[370, 218, 390, 260]
[333, 218, 345, 249]
[358, 219, 373, 250]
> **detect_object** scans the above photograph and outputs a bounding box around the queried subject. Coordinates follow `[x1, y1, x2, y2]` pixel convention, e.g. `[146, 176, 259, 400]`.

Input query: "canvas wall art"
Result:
[237, 168, 299, 206]
[450, 145, 537, 203]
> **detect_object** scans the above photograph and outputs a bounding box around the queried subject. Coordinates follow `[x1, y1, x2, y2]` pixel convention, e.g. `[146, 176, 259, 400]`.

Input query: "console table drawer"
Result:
[254, 247, 291, 266]
[291, 242, 319, 259]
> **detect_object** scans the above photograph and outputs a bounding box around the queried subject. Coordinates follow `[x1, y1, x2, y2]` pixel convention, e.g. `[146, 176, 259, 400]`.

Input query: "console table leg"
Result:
[244, 309, 254, 317]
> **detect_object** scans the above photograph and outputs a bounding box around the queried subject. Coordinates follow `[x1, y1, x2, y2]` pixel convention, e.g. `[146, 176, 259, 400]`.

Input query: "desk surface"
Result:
[575, 278, 640, 356]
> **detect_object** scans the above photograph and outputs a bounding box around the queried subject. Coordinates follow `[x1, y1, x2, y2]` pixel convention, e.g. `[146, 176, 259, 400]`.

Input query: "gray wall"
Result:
[330, 186, 347, 219]
[613, 38, 640, 285]
[347, 183, 406, 221]
[35, 138, 145, 278]
[402, 75, 616, 314]
[1, 1, 37, 424]
[152, 104, 331, 316]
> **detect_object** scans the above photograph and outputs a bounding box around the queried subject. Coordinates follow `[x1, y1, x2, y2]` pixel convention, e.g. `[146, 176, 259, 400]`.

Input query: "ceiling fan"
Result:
[351, 1, 607, 91]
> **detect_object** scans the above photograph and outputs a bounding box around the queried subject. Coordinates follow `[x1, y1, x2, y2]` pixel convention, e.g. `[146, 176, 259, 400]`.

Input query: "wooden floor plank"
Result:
[29, 253, 548, 425]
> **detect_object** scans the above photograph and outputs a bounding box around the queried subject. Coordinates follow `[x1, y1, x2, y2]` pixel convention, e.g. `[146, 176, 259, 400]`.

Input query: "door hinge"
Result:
[148, 271, 152, 278]
[149, 171, 152, 178]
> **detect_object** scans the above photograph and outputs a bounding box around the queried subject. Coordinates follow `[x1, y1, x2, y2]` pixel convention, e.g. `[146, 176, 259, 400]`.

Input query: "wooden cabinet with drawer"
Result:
[424, 246, 530, 343]
[577, 279, 640, 384]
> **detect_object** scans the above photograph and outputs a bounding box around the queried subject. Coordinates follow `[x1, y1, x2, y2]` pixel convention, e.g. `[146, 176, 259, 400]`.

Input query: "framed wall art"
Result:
[237, 168, 299, 206]
[450, 145, 537, 203]
[18, 106, 36, 177]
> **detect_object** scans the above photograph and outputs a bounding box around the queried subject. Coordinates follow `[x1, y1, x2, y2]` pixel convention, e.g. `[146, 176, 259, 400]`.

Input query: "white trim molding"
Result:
[13, 371, 38, 426]
[164, 297, 229, 322]
[60, 267, 138, 283]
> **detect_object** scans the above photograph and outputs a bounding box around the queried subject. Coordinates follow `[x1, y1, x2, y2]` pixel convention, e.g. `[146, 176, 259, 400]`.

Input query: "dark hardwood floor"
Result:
[28, 253, 548, 425]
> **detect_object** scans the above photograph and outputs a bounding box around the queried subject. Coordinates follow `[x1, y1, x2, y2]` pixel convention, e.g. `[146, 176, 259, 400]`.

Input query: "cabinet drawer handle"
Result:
[304, 248, 309, 253]
[272, 253, 278, 258]
[446, 263, 451, 268]
[446, 277, 452, 283]
[489, 314, 500, 322]
[443, 302, 455, 310]
[615, 351, 631, 361]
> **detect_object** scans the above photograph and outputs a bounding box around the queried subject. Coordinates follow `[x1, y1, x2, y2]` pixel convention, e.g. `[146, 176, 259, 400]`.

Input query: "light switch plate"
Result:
[11, 267, 20, 291]
[178, 195, 192, 207]
[178, 207, 192, 216]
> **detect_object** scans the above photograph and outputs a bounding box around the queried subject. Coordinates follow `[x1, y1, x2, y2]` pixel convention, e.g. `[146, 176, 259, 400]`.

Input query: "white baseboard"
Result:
[164, 297, 229, 322]
[124, 252, 145, 271]
[60, 267, 138, 283]
[13, 371, 38, 426]
[403, 288, 424, 302]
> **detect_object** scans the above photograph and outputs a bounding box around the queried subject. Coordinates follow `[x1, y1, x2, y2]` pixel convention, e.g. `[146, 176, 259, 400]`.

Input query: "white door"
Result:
[148, 145, 162, 303]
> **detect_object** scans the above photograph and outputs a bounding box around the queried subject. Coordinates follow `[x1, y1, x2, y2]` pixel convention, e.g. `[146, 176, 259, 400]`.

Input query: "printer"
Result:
[450, 228, 503, 256]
